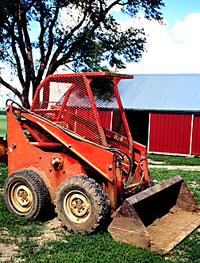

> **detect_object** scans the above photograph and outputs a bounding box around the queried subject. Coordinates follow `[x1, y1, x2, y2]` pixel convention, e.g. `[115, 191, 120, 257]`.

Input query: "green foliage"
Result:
[0, 0, 164, 107]
[90, 78, 115, 101]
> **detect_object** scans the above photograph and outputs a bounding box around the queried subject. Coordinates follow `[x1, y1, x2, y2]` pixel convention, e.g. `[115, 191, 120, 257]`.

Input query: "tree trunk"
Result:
[22, 87, 30, 109]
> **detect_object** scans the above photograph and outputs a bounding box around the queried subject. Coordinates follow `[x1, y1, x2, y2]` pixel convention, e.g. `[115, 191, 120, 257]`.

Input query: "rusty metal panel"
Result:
[108, 175, 200, 254]
[148, 113, 192, 155]
[192, 115, 200, 155]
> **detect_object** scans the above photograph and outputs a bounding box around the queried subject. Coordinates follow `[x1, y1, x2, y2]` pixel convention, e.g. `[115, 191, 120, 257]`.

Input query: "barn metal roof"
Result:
[118, 74, 200, 112]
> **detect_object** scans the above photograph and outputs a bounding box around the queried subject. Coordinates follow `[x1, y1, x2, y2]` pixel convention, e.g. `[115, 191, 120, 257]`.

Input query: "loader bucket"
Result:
[108, 175, 200, 254]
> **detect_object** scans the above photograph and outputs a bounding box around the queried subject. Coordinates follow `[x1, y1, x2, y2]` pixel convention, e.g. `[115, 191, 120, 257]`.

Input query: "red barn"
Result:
[118, 74, 200, 156]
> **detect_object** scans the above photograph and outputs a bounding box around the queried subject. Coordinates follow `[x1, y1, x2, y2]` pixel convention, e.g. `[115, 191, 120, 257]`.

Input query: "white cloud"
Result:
[171, 12, 200, 43]
[0, 63, 22, 109]
[120, 12, 200, 74]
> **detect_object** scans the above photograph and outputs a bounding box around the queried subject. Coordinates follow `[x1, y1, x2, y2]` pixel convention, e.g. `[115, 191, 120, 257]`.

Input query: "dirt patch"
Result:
[32, 217, 63, 244]
[148, 164, 200, 171]
[0, 184, 64, 262]
[0, 217, 63, 262]
[148, 159, 165, 165]
[0, 242, 19, 262]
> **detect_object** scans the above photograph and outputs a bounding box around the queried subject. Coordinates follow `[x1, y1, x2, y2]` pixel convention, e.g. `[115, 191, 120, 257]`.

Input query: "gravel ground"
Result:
[148, 164, 200, 171]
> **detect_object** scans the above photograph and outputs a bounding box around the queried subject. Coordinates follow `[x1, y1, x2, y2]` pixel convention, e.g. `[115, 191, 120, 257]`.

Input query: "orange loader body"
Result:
[4, 72, 200, 253]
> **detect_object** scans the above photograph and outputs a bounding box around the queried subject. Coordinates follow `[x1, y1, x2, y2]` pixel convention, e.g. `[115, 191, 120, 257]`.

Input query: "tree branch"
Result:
[11, 30, 25, 89]
[46, 4, 60, 60]
[15, 1, 29, 65]
[39, 0, 45, 60]
[35, 2, 61, 89]
[46, 6, 90, 76]
[0, 76, 22, 100]
[21, 12, 35, 81]
[47, 2, 108, 73]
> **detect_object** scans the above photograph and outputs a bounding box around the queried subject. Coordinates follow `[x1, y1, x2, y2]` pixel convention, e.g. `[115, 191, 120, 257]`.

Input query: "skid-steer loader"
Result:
[4, 72, 200, 253]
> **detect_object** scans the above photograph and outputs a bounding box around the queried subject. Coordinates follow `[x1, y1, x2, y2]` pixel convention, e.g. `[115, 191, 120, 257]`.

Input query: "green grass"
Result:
[150, 168, 200, 203]
[148, 153, 200, 166]
[0, 166, 44, 242]
[0, 110, 7, 138]
[0, 164, 199, 263]
[16, 233, 173, 263]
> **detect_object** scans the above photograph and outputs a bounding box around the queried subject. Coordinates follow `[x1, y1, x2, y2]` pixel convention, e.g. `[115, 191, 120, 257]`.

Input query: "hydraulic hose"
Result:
[6, 99, 135, 183]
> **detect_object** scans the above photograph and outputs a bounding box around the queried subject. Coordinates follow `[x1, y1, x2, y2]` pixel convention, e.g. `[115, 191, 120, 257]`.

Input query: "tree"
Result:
[0, 0, 164, 108]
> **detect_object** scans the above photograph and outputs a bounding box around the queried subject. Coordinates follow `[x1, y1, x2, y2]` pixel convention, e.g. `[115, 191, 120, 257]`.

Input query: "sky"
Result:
[119, 0, 200, 74]
[1, 1, 200, 108]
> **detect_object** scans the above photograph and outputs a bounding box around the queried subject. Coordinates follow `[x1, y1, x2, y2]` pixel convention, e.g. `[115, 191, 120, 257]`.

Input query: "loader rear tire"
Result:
[4, 169, 49, 220]
[55, 176, 108, 234]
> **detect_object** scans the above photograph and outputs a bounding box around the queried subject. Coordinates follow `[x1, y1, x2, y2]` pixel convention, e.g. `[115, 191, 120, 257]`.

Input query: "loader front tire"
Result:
[4, 169, 49, 220]
[55, 176, 108, 234]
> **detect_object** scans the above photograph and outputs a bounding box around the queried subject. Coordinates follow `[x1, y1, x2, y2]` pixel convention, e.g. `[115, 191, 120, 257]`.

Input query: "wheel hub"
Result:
[11, 183, 33, 212]
[64, 191, 91, 223]
[16, 186, 32, 206]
